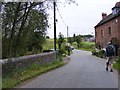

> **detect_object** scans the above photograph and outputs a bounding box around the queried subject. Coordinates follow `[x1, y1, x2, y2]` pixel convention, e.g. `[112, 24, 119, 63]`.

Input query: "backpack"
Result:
[106, 45, 114, 56]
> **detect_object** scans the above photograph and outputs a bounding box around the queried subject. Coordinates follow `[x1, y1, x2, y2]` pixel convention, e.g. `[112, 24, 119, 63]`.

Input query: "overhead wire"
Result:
[56, 5, 68, 27]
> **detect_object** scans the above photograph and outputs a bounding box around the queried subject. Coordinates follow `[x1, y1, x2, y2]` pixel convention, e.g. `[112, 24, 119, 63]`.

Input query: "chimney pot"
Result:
[102, 13, 107, 19]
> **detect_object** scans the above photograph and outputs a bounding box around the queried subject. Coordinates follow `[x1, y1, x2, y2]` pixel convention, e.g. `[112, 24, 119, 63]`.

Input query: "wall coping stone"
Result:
[0, 51, 56, 64]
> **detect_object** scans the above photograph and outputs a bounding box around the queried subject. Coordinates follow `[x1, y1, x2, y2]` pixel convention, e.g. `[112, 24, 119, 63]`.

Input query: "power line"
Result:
[56, 6, 67, 27]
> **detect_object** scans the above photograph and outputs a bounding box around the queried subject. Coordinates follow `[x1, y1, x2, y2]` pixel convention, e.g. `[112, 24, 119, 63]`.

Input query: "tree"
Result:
[73, 33, 76, 42]
[1, 0, 77, 58]
[83, 34, 94, 38]
[57, 32, 65, 50]
[68, 37, 74, 44]
[2, 2, 48, 58]
[75, 35, 81, 48]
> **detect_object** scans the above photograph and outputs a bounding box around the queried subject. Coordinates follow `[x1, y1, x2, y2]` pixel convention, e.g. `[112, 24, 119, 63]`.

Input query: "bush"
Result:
[92, 49, 105, 58]
[113, 58, 120, 72]
[91, 49, 98, 55]
[96, 50, 105, 58]
[77, 42, 95, 51]
[72, 42, 78, 49]
[59, 43, 67, 56]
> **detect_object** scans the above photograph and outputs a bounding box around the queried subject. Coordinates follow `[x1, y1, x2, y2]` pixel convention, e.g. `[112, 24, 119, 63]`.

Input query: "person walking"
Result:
[105, 42, 115, 72]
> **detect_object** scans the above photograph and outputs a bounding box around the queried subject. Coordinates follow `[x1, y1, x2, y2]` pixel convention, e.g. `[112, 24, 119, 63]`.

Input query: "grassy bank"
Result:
[113, 58, 120, 72]
[2, 60, 65, 89]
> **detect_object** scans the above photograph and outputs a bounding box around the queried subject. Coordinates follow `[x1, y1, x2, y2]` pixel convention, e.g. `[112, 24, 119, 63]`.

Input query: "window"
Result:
[108, 27, 112, 36]
[101, 30, 104, 38]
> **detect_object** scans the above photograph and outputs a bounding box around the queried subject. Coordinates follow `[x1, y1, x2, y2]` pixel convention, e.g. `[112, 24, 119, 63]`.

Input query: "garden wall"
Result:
[1, 52, 56, 74]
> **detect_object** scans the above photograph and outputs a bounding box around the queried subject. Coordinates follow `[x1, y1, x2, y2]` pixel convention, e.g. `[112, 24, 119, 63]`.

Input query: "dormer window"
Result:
[112, 8, 117, 15]
[112, 2, 120, 15]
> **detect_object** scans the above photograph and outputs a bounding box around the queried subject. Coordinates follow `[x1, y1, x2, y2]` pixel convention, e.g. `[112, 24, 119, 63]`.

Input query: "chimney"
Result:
[102, 13, 107, 19]
[115, 1, 120, 7]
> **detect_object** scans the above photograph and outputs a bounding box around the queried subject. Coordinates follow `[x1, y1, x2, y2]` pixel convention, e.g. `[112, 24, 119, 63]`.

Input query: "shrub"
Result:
[113, 58, 120, 73]
[96, 50, 105, 58]
[59, 43, 67, 56]
[92, 49, 105, 58]
[78, 42, 95, 51]
[91, 49, 98, 55]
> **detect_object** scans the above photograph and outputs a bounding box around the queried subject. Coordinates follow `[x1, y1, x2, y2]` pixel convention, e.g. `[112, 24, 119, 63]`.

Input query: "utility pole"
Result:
[67, 26, 70, 55]
[54, 1, 56, 51]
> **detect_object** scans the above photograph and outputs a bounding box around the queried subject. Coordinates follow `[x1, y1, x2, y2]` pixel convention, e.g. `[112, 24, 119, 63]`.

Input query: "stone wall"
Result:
[1, 52, 56, 74]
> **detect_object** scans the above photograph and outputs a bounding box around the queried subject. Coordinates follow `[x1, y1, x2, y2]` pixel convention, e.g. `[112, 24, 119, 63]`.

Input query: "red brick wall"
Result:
[95, 16, 120, 48]
[118, 16, 120, 46]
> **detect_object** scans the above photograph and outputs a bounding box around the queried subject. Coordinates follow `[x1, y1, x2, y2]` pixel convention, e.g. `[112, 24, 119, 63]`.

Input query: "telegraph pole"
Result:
[54, 1, 56, 51]
[67, 26, 70, 55]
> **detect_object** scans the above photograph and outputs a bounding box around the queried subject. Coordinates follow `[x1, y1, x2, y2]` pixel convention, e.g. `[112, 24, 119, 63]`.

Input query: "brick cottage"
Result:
[94, 2, 120, 55]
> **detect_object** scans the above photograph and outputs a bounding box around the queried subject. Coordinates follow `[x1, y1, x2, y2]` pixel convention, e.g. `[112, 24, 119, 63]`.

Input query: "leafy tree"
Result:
[1, 0, 77, 59]
[75, 35, 81, 48]
[68, 37, 74, 44]
[73, 33, 76, 42]
[57, 32, 65, 50]
[83, 34, 94, 38]
[2, 2, 48, 58]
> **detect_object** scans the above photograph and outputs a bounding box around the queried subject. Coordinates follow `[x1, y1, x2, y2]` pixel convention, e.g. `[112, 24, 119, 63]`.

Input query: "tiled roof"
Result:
[94, 11, 120, 28]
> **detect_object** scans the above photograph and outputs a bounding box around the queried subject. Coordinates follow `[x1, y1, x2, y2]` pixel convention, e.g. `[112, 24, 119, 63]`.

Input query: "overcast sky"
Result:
[47, 0, 120, 38]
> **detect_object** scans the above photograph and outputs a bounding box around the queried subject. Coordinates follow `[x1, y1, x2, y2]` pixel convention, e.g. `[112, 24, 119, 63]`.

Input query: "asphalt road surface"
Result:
[17, 50, 118, 88]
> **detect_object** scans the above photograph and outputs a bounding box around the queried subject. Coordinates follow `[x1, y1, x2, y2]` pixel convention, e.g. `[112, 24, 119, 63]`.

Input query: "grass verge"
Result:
[113, 59, 120, 73]
[2, 60, 65, 89]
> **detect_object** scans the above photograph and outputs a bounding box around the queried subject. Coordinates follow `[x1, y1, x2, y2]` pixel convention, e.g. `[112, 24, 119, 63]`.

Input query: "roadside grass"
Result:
[2, 60, 65, 89]
[113, 58, 120, 72]
[0, 78, 2, 90]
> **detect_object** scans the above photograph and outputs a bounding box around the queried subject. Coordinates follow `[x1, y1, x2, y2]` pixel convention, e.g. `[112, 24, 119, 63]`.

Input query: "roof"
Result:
[94, 11, 120, 28]
[112, 2, 120, 9]
[115, 2, 120, 7]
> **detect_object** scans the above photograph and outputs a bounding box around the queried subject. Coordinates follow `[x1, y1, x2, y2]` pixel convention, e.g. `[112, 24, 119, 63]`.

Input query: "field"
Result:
[72, 41, 95, 51]
[43, 39, 95, 52]
[43, 39, 54, 50]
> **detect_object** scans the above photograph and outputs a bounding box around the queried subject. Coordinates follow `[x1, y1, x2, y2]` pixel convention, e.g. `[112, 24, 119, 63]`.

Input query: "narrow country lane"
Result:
[17, 50, 118, 88]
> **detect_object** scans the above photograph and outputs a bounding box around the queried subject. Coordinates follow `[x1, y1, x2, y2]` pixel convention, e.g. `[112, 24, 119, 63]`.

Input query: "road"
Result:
[17, 50, 118, 88]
